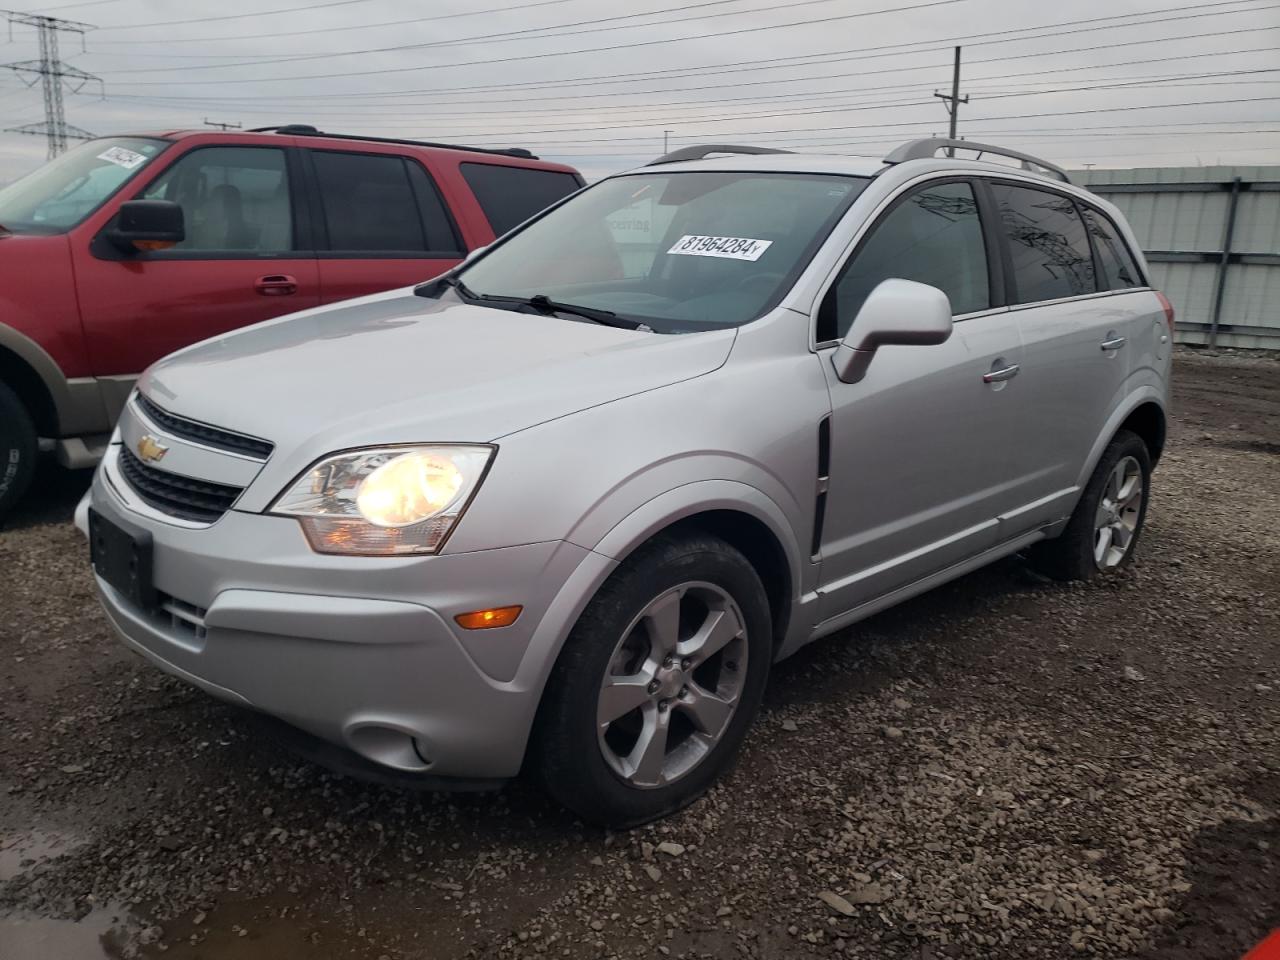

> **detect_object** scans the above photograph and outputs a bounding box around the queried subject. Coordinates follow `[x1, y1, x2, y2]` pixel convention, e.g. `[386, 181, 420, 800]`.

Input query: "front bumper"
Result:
[82, 458, 612, 780]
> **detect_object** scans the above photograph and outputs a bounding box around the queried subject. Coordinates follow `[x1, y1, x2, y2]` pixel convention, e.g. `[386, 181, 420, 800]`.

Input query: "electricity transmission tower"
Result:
[2, 9, 100, 158]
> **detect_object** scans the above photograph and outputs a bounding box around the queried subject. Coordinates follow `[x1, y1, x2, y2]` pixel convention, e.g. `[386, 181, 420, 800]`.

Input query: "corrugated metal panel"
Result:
[1075, 166, 1280, 348]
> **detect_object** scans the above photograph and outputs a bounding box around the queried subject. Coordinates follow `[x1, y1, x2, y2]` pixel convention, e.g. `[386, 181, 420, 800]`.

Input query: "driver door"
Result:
[815, 178, 1025, 621]
[72, 144, 320, 382]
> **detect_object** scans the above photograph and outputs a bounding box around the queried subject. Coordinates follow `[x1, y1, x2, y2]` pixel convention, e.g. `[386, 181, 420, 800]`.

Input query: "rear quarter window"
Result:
[1081, 207, 1145, 290]
[460, 163, 582, 236]
[989, 182, 1097, 304]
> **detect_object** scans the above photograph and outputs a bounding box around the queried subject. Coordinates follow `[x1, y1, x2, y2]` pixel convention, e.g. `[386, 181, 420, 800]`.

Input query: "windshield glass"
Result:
[457, 170, 868, 332]
[0, 137, 168, 233]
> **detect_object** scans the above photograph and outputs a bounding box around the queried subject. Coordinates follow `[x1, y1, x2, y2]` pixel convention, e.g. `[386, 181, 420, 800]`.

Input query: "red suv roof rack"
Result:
[247, 125, 537, 160]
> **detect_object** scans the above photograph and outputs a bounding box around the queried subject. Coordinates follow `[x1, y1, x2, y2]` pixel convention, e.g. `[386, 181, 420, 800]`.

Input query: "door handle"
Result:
[983, 363, 1020, 384]
[1100, 335, 1127, 351]
[254, 274, 298, 296]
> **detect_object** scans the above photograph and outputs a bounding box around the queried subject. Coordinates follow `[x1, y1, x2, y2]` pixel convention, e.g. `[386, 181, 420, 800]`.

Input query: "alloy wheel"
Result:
[596, 582, 748, 789]
[1094, 455, 1144, 570]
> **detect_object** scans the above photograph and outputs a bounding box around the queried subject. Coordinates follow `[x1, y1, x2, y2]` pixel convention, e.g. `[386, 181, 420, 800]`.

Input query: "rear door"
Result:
[74, 143, 320, 379]
[982, 179, 1133, 534]
[305, 149, 466, 303]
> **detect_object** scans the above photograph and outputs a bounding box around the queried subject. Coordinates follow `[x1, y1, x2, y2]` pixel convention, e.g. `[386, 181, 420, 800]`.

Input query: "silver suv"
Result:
[79, 139, 1173, 827]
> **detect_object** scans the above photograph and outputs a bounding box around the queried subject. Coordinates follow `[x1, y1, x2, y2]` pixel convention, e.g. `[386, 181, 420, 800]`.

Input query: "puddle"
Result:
[0, 906, 132, 960]
[0, 827, 87, 882]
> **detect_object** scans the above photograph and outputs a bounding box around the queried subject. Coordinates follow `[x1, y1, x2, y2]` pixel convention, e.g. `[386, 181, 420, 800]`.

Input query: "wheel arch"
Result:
[588, 482, 802, 654]
[1118, 400, 1167, 466]
[0, 340, 59, 437]
[1075, 388, 1168, 492]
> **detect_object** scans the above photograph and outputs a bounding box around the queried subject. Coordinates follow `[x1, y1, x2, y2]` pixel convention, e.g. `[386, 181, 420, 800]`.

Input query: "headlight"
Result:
[270, 445, 494, 556]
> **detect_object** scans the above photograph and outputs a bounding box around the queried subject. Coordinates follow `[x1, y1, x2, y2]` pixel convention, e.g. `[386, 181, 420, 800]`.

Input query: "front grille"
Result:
[118, 447, 243, 524]
[136, 394, 274, 460]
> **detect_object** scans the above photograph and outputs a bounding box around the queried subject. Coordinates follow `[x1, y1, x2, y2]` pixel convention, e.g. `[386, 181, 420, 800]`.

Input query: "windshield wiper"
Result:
[519, 294, 649, 331]
[416, 279, 650, 331]
[414, 271, 477, 300]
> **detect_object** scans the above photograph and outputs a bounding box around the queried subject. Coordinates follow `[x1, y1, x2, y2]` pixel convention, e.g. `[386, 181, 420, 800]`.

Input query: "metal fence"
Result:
[1075, 166, 1280, 350]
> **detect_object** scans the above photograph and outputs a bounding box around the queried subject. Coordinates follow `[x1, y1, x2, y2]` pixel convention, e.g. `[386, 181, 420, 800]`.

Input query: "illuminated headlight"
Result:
[270, 445, 494, 556]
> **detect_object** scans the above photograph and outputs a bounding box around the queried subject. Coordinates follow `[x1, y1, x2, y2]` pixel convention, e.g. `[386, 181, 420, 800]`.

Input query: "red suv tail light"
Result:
[1155, 291, 1175, 333]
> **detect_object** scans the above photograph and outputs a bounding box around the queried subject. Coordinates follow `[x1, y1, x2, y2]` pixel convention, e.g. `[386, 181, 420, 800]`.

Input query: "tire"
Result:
[532, 533, 773, 829]
[1028, 429, 1152, 581]
[0, 380, 37, 524]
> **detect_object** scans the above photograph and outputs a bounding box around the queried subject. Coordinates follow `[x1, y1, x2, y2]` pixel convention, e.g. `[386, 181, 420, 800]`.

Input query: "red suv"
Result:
[0, 124, 582, 519]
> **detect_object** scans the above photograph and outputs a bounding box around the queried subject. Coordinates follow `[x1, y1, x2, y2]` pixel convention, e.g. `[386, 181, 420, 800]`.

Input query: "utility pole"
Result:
[663, 129, 673, 154]
[933, 46, 968, 157]
[2, 9, 100, 158]
[203, 118, 242, 131]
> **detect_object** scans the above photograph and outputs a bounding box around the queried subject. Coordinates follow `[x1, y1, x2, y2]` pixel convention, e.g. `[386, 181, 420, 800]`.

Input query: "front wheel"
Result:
[532, 534, 772, 828]
[1028, 429, 1152, 581]
[0, 380, 38, 524]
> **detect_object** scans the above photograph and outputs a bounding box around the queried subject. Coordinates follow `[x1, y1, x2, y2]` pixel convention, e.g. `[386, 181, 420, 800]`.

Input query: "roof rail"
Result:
[884, 138, 1071, 184]
[647, 144, 792, 166]
[245, 125, 537, 159]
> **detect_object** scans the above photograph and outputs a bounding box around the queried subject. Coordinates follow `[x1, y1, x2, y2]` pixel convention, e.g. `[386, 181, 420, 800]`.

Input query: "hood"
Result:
[142, 289, 734, 454]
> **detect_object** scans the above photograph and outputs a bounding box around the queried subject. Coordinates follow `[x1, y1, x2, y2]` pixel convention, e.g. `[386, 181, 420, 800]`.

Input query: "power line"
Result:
[94, 0, 398, 30]
[105, 66, 1279, 122]
[27, 0, 120, 11]
[96, 0, 833, 64]
[84, 0, 1277, 103]
[98, 0, 847, 74]
[95, 42, 1280, 125]
[107, 67, 1280, 137]
[90, 3, 578, 44]
[98, 0, 976, 85]
[96, 1, 1280, 102]
[455, 95, 1280, 145]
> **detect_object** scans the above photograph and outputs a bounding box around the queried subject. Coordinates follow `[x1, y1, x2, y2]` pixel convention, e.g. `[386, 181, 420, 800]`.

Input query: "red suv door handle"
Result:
[254, 274, 298, 296]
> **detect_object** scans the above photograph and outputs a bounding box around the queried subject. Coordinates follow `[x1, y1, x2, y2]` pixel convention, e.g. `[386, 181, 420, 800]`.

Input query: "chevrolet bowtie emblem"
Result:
[136, 434, 169, 463]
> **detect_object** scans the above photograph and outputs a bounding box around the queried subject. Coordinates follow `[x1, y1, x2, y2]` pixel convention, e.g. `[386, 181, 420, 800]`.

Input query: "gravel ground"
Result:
[0, 348, 1276, 960]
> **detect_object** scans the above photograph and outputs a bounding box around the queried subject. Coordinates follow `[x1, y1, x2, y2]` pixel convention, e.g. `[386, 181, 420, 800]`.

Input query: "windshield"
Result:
[0, 137, 168, 233]
[456, 170, 868, 333]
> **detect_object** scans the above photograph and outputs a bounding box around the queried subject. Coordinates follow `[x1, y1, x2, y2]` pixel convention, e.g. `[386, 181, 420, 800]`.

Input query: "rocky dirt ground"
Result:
[0, 348, 1276, 960]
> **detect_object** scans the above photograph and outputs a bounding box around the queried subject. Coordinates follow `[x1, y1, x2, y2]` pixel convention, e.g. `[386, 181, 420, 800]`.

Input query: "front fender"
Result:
[507, 477, 805, 700]
[590, 476, 802, 585]
[496, 479, 808, 768]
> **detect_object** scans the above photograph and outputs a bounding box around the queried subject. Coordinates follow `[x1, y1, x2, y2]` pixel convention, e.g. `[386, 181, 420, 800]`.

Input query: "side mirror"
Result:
[830, 278, 953, 384]
[463, 245, 487, 263]
[108, 200, 184, 253]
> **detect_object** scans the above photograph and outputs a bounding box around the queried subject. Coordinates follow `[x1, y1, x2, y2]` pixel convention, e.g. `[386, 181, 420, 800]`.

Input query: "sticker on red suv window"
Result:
[96, 147, 148, 170]
[667, 235, 773, 261]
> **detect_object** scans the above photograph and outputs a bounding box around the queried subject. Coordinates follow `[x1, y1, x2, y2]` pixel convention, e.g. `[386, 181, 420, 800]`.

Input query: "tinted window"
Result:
[460, 163, 581, 236]
[989, 183, 1095, 303]
[1082, 207, 1143, 290]
[314, 152, 435, 252]
[405, 162, 463, 253]
[823, 180, 989, 340]
[143, 147, 292, 252]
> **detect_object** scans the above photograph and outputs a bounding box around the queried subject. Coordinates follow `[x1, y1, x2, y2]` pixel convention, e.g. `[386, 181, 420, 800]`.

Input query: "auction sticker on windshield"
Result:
[96, 147, 149, 170]
[667, 235, 773, 261]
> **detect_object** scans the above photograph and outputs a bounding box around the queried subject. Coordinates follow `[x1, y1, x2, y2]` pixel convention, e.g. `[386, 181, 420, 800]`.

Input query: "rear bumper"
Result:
[83, 463, 614, 780]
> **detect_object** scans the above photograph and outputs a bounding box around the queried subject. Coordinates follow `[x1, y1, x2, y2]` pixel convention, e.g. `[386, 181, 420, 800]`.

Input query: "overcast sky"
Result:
[0, 0, 1277, 183]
